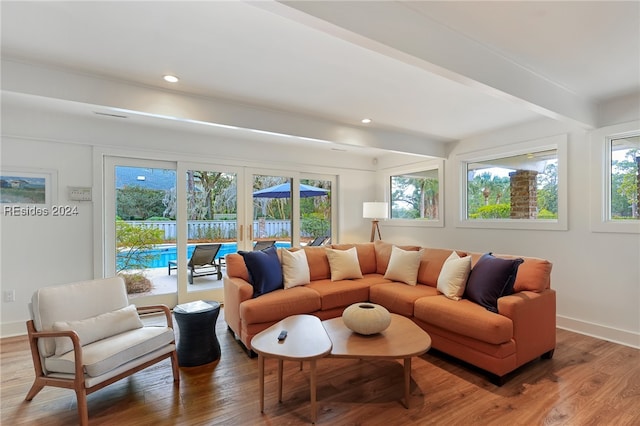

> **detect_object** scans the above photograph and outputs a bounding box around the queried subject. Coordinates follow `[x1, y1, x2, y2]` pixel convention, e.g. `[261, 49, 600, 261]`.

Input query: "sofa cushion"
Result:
[464, 253, 524, 313]
[281, 248, 310, 289]
[331, 243, 377, 274]
[52, 304, 143, 356]
[240, 286, 321, 325]
[239, 246, 283, 297]
[45, 326, 175, 377]
[369, 283, 438, 317]
[305, 279, 371, 310]
[302, 246, 332, 281]
[325, 247, 363, 281]
[437, 251, 472, 301]
[383, 246, 423, 285]
[417, 248, 466, 288]
[225, 253, 250, 281]
[414, 296, 513, 345]
[374, 241, 421, 274]
[505, 255, 552, 292]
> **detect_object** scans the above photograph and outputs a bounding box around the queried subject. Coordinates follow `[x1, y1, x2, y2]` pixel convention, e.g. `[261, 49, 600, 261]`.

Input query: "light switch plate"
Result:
[68, 186, 92, 201]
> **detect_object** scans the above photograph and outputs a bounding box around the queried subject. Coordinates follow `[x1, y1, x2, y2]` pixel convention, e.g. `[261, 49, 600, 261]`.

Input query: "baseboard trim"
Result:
[557, 315, 639, 349]
[1, 321, 27, 338]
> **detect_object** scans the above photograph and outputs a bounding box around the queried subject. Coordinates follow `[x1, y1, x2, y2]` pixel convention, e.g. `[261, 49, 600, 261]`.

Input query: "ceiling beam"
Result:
[1, 58, 447, 158]
[270, 1, 598, 129]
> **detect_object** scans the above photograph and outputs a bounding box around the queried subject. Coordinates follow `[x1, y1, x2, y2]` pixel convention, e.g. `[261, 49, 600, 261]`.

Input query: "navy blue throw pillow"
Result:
[464, 253, 524, 313]
[239, 246, 283, 297]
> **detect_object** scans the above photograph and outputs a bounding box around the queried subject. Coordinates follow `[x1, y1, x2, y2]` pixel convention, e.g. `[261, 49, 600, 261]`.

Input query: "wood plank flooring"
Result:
[2, 308, 638, 425]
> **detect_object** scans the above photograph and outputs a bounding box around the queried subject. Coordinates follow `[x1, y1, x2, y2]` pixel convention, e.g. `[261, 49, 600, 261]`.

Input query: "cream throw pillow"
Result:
[384, 245, 423, 285]
[281, 249, 311, 289]
[53, 304, 144, 356]
[437, 251, 472, 300]
[325, 247, 363, 281]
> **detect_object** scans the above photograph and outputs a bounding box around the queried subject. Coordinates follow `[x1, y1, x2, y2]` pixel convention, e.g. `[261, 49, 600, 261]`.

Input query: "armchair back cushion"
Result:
[31, 277, 130, 357]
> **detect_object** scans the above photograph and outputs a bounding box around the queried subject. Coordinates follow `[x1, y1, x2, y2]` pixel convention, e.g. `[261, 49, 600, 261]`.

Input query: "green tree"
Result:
[467, 172, 510, 217]
[117, 186, 166, 220]
[613, 149, 639, 219]
[537, 162, 558, 214]
[391, 176, 439, 219]
[116, 221, 164, 272]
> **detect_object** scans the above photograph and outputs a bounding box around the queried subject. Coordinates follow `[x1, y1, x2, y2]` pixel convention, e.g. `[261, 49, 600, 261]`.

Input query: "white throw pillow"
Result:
[384, 245, 423, 285]
[281, 249, 311, 289]
[325, 247, 363, 281]
[437, 251, 472, 300]
[53, 304, 143, 356]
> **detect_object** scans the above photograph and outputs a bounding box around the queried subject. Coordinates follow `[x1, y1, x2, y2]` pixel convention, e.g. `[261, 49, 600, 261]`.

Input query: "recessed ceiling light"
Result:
[361, 118, 372, 124]
[163, 75, 179, 83]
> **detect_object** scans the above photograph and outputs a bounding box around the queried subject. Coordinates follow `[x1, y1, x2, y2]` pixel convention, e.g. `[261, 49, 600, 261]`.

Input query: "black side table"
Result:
[173, 300, 221, 367]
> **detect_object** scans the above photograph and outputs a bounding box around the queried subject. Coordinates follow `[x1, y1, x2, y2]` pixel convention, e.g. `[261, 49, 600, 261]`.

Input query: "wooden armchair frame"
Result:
[25, 304, 180, 426]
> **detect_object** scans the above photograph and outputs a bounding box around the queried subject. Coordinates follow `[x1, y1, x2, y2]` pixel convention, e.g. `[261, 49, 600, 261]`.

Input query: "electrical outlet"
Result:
[3, 290, 16, 302]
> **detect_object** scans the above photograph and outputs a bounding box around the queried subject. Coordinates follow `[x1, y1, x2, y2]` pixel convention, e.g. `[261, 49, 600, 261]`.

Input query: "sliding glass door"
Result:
[104, 158, 335, 307]
[105, 157, 178, 307]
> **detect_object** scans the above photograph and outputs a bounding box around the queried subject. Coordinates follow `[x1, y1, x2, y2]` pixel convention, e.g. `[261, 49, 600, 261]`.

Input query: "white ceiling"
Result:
[1, 1, 638, 157]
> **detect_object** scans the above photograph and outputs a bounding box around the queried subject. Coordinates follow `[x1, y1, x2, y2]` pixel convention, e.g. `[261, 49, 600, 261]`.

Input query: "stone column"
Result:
[509, 170, 538, 219]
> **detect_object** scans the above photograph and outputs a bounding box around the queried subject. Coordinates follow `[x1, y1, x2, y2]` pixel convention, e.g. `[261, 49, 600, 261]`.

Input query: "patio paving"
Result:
[128, 265, 224, 298]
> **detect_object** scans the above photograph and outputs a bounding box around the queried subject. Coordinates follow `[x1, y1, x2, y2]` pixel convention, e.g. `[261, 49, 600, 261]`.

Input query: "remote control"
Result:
[277, 330, 287, 341]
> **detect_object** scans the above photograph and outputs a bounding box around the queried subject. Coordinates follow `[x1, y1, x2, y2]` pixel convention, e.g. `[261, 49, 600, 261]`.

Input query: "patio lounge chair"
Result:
[307, 236, 329, 246]
[168, 243, 222, 283]
[253, 240, 276, 251]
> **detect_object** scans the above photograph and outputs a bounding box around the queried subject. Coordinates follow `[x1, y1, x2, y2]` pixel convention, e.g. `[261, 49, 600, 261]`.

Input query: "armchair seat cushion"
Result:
[45, 326, 175, 377]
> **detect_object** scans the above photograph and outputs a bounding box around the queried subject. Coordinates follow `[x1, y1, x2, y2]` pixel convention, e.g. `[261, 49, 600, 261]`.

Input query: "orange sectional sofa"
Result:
[223, 241, 555, 383]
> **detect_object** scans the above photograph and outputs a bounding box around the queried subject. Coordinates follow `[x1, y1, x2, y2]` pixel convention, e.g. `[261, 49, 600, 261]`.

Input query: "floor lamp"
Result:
[363, 202, 389, 242]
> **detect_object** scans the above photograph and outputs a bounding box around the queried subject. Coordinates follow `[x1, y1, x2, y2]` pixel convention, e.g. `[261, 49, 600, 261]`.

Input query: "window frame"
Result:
[382, 159, 444, 228]
[590, 120, 640, 234]
[456, 134, 568, 231]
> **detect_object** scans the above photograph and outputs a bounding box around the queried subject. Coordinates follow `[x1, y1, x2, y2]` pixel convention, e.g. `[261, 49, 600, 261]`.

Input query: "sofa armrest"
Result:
[223, 276, 254, 337]
[498, 289, 556, 365]
[136, 305, 174, 329]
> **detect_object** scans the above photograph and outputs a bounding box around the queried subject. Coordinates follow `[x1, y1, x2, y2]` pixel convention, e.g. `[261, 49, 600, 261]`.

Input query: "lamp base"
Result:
[370, 220, 382, 242]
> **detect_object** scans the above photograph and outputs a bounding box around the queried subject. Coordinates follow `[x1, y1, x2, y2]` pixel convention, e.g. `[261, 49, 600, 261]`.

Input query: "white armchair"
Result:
[25, 277, 179, 425]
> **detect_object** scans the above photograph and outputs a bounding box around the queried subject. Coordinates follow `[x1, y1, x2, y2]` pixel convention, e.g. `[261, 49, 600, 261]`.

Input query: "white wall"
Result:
[2, 100, 639, 348]
[0, 107, 378, 336]
[377, 118, 640, 348]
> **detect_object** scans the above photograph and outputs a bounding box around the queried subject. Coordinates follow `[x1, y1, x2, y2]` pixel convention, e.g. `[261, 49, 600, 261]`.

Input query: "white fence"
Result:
[124, 219, 296, 240]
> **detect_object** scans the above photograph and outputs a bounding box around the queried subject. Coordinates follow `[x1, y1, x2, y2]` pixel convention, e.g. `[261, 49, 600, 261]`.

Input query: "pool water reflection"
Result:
[119, 242, 290, 270]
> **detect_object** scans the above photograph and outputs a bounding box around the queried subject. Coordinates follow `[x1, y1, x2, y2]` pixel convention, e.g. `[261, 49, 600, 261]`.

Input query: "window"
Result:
[465, 149, 558, 220]
[610, 135, 639, 220]
[590, 121, 640, 233]
[457, 134, 567, 230]
[384, 161, 443, 228]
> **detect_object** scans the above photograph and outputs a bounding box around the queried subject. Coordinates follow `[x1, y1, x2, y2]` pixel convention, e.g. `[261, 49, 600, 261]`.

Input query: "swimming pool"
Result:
[117, 242, 291, 270]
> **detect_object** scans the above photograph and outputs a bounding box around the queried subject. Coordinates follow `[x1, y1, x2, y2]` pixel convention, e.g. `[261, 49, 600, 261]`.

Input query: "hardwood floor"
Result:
[2, 309, 639, 425]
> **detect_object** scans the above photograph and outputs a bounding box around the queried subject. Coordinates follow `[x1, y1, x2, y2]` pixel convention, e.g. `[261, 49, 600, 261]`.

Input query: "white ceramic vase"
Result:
[342, 302, 391, 335]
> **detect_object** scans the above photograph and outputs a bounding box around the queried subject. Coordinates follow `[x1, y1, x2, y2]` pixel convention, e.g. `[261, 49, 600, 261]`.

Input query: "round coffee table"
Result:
[173, 300, 221, 367]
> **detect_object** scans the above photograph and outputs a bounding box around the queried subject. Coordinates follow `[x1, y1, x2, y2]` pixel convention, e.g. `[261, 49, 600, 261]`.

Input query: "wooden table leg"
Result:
[310, 359, 317, 424]
[403, 357, 411, 409]
[259, 354, 265, 413]
[278, 359, 284, 402]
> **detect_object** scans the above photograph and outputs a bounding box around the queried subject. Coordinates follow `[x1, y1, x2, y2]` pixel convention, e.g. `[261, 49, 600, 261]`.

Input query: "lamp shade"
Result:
[363, 202, 389, 219]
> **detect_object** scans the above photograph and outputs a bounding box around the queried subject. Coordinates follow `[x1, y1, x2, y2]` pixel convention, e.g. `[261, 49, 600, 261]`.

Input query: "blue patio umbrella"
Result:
[252, 182, 329, 198]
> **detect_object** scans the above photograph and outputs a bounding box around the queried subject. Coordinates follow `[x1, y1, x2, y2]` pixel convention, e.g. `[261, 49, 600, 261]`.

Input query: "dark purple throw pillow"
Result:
[464, 253, 524, 313]
[239, 246, 283, 297]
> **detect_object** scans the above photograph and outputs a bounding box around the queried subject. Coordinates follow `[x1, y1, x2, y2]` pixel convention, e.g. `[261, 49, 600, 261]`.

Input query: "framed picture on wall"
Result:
[0, 167, 57, 209]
